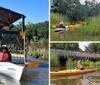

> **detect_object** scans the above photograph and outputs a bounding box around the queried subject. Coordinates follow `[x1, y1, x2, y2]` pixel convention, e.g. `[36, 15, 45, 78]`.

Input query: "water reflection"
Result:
[77, 72, 100, 85]
[21, 67, 49, 85]
[51, 72, 100, 85]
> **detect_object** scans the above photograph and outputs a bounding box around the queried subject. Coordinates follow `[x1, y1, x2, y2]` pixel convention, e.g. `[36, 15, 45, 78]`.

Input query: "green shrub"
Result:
[50, 12, 70, 26]
[50, 52, 60, 67]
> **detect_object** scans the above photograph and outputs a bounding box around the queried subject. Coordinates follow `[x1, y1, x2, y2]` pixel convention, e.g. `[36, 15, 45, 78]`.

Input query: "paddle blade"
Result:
[25, 62, 40, 67]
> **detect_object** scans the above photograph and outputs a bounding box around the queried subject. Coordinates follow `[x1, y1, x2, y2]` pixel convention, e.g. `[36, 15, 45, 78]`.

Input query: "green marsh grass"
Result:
[50, 52, 60, 67]
[51, 13, 100, 41]
[50, 12, 70, 27]
[27, 40, 48, 61]
[50, 53, 100, 67]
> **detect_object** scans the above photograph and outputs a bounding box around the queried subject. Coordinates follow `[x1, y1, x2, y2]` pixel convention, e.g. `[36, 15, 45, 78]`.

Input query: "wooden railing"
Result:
[51, 49, 100, 59]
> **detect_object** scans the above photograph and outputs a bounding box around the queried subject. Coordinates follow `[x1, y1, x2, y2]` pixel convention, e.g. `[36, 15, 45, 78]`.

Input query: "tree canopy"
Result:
[85, 43, 100, 53]
[51, 0, 100, 21]
[51, 43, 81, 51]
[0, 21, 49, 51]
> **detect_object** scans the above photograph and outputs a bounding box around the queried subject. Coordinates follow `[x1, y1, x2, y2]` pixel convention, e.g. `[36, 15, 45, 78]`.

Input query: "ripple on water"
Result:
[0, 74, 21, 85]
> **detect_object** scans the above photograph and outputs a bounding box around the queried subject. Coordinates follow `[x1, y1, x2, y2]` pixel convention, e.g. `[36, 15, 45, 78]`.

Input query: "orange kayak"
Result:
[50, 68, 98, 77]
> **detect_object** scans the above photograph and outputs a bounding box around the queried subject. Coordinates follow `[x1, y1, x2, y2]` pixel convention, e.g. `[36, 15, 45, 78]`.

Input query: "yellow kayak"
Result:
[68, 24, 82, 29]
[50, 68, 98, 77]
[52, 26, 57, 29]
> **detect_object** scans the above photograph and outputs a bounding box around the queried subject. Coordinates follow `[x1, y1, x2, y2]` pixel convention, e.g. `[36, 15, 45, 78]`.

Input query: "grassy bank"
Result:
[50, 52, 60, 67]
[27, 40, 48, 61]
[50, 13, 70, 27]
[50, 53, 100, 67]
[51, 13, 100, 41]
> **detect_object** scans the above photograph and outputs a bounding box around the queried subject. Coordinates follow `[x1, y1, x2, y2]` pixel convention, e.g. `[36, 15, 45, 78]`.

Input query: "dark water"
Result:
[0, 57, 49, 85]
[51, 67, 100, 85]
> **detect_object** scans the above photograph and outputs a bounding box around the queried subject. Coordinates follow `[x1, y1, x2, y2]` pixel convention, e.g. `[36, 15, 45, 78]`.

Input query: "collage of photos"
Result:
[0, 0, 100, 85]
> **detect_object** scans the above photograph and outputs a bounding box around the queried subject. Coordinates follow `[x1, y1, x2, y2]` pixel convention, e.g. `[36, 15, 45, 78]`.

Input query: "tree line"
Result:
[51, 0, 100, 21]
[0, 21, 48, 50]
[51, 43, 81, 51]
[51, 43, 100, 53]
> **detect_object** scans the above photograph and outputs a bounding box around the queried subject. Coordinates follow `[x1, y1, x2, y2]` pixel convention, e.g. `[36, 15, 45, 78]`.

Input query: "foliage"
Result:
[27, 41, 48, 60]
[26, 21, 49, 42]
[50, 12, 70, 26]
[1, 21, 48, 49]
[50, 56, 100, 67]
[51, 14, 100, 41]
[50, 52, 60, 67]
[51, 0, 100, 21]
[66, 58, 76, 69]
[85, 43, 100, 53]
[51, 43, 81, 51]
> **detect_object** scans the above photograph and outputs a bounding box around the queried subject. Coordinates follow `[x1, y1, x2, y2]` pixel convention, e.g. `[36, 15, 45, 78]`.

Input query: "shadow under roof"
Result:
[0, 6, 25, 28]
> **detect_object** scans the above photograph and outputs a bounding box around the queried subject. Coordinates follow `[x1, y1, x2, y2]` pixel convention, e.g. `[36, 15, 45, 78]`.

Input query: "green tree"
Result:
[51, 43, 81, 51]
[85, 43, 100, 53]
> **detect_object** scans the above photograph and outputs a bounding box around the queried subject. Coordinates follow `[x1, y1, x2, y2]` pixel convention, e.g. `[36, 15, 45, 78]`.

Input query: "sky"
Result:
[0, 0, 49, 24]
[79, 42, 92, 51]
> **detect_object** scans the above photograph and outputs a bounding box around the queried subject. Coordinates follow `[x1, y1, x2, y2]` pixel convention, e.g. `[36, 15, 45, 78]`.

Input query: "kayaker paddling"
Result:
[0, 45, 11, 62]
[59, 21, 65, 38]
[76, 61, 84, 70]
[59, 21, 65, 28]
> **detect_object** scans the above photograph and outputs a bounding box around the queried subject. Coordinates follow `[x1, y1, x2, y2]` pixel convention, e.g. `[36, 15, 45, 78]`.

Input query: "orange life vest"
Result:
[77, 63, 83, 68]
[0, 52, 9, 62]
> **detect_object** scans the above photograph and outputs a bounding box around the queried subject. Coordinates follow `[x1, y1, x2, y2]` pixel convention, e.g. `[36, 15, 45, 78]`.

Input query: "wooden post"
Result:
[22, 16, 26, 63]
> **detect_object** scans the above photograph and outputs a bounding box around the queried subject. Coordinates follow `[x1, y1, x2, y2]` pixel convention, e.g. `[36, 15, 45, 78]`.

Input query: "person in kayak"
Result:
[76, 61, 84, 70]
[59, 21, 65, 28]
[0, 45, 11, 62]
[58, 21, 66, 38]
[72, 21, 75, 25]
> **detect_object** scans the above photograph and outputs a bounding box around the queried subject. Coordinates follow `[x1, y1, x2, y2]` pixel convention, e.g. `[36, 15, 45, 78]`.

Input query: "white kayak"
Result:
[0, 62, 24, 80]
[54, 26, 68, 32]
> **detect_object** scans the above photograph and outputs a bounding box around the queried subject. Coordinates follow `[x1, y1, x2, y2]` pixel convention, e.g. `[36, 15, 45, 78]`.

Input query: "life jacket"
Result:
[72, 22, 75, 25]
[59, 24, 63, 28]
[77, 63, 83, 68]
[0, 52, 9, 62]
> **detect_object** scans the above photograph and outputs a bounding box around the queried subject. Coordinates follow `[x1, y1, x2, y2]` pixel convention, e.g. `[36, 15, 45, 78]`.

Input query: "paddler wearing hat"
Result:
[76, 60, 84, 70]
[0, 45, 11, 62]
[59, 21, 65, 28]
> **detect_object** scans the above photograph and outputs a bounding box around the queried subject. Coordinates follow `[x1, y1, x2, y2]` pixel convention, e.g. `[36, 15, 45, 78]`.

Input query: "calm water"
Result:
[0, 57, 49, 85]
[51, 67, 100, 85]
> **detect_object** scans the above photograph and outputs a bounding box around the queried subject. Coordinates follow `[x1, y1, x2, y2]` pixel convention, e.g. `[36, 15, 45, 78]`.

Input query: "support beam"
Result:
[22, 16, 26, 63]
